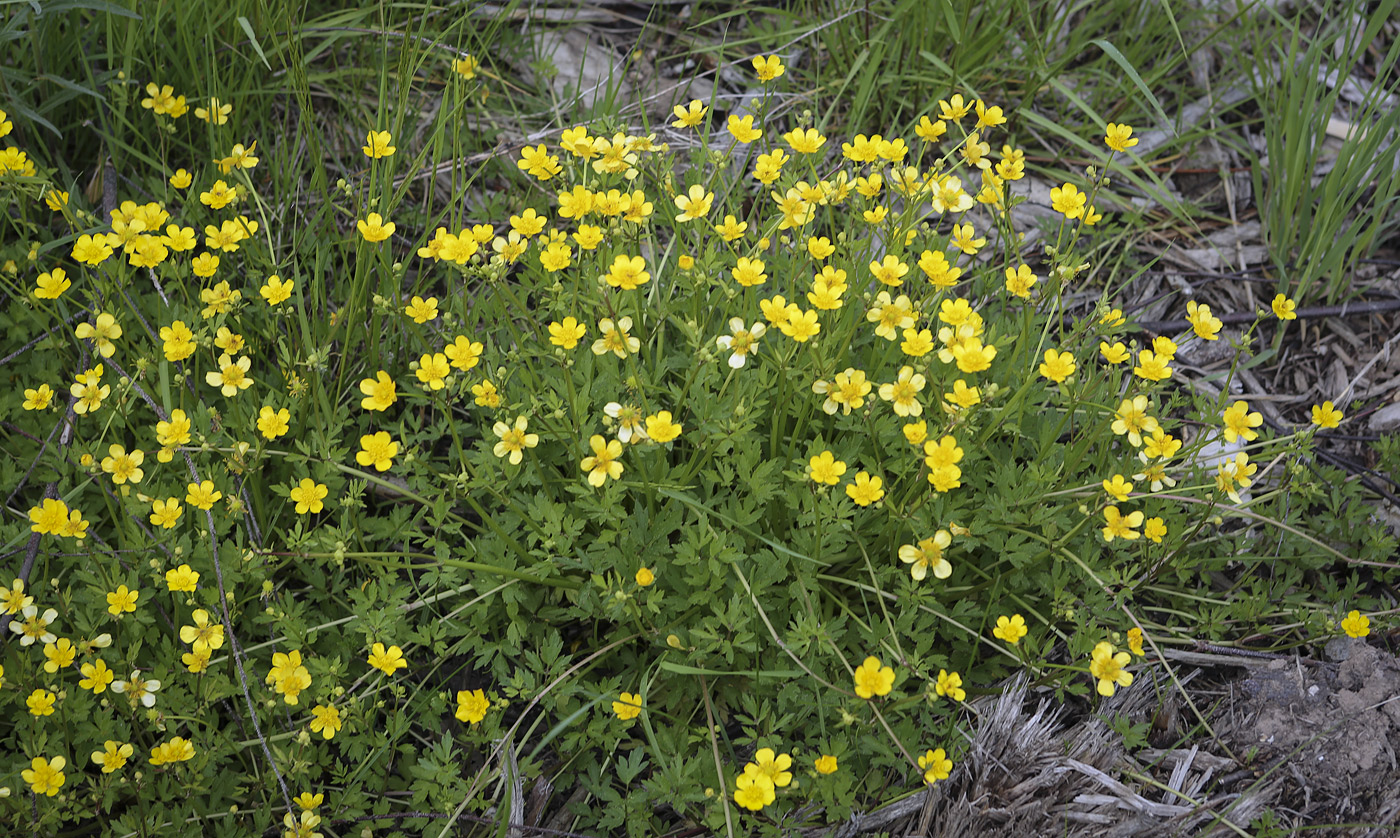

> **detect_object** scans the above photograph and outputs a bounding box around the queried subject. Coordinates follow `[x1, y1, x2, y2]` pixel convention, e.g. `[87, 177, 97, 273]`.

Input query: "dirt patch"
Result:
[1216, 639, 1400, 829]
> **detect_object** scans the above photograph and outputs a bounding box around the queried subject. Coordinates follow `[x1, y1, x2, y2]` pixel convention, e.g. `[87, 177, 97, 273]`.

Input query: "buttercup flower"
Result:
[405, 295, 438, 323]
[357, 213, 395, 242]
[1104, 123, 1139, 152]
[492, 416, 539, 465]
[1341, 610, 1370, 638]
[644, 411, 682, 443]
[359, 371, 397, 411]
[993, 614, 1028, 644]
[106, 585, 139, 617]
[635, 567, 655, 586]
[22, 756, 66, 796]
[310, 704, 342, 739]
[752, 54, 785, 81]
[1090, 642, 1133, 696]
[180, 609, 225, 653]
[808, 451, 846, 486]
[166, 564, 200, 592]
[612, 691, 642, 720]
[111, 670, 161, 707]
[1271, 293, 1297, 320]
[1101, 506, 1144, 542]
[934, 669, 965, 701]
[853, 655, 895, 699]
[845, 471, 884, 506]
[362, 130, 395, 158]
[1311, 401, 1343, 429]
[356, 432, 399, 471]
[1222, 400, 1263, 443]
[581, 435, 624, 486]
[367, 642, 407, 675]
[186, 480, 223, 510]
[1050, 182, 1087, 219]
[919, 748, 953, 785]
[10, 605, 57, 645]
[815, 754, 838, 774]
[80, 659, 115, 693]
[900, 532, 952, 581]
[592, 317, 640, 359]
[733, 772, 775, 810]
[92, 741, 134, 774]
[673, 185, 714, 222]
[1039, 348, 1076, 383]
[716, 318, 766, 368]
[456, 689, 489, 724]
[549, 317, 587, 350]
[671, 99, 707, 128]
[290, 478, 328, 514]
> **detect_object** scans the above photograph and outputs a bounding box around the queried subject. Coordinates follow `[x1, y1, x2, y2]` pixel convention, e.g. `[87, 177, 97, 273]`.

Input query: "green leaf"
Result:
[1089, 38, 1172, 134]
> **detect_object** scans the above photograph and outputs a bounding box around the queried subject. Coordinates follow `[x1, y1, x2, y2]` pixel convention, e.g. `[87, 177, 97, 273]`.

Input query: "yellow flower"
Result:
[23, 383, 54, 411]
[357, 212, 395, 242]
[22, 755, 66, 796]
[1038, 348, 1076, 383]
[79, 658, 114, 692]
[149, 497, 183, 529]
[452, 54, 479, 79]
[1186, 300, 1222, 340]
[309, 704, 342, 739]
[807, 450, 846, 485]
[27, 687, 57, 717]
[611, 691, 642, 720]
[919, 748, 953, 785]
[935, 669, 965, 701]
[492, 416, 539, 465]
[1311, 401, 1343, 429]
[1104, 123, 1139, 152]
[366, 642, 407, 675]
[35, 268, 70, 299]
[751, 54, 785, 82]
[445, 336, 484, 370]
[635, 567, 655, 587]
[1101, 506, 1144, 542]
[1222, 400, 1263, 443]
[1133, 349, 1172, 382]
[845, 471, 884, 506]
[1090, 642, 1133, 696]
[170, 169, 193, 188]
[149, 736, 196, 766]
[206, 354, 253, 397]
[1102, 474, 1134, 502]
[356, 432, 399, 471]
[362, 130, 396, 158]
[100, 444, 145, 485]
[644, 411, 682, 443]
[91, 741, 134, 774]
[727, 114, 762, 143]
[455, 689, 489, 724]
[289, 478, 328, 514]
[548, 317, 586, 350]
[731, 256, 767, 287]
[1144, 516, 1167, 543]
[670, 99, 707, 129]
[471, 379, 500, 407]
[75, 311, 122, 357]
[185, 480, 223, 511]
[591, 316, 640, 359]
[580, 435, 624, 486]
[852, 655, 895, 699]
[257, 405, 291, 439]
[1340, 609, 1370, 638]
[1271, 293, 1297, 320]
[603, 254, 650, 290]
[404, 295, 438, 323]
[993, 614, 1028, 644]
[1050, 182, 1087, 219]
[180, 609, 225, 653]
[733, 772, 775, 810]
[673, 184, 714, 222]
[359, 371, 397, 411]
[294, 792, 324, 811]
[165, 564, 200, 592]
[814, 754, 838, 775]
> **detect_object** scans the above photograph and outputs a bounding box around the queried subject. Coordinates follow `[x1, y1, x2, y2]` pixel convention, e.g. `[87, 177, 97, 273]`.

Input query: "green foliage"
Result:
[1245, 0, 1400, 303]
[0, 2, 1393, 836]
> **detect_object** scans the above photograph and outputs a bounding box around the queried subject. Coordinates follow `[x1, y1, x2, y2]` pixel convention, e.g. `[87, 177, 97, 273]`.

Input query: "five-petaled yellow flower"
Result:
[1090, 642, 1133, 696]
[580, 435, 624, 486]
[853, 655, 895, 699]
[289, 478, 328, 515]
[808, 450, 846, 486]
[993, 614, 1028, 644]
[492, 416, 540, 465]
[1311, 401, 1343, 429]
[1340, 609, 1370, 638]
[357, 212, 395, 242]
[367, 642, 407, 675]
[362, 130, 396, 158]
